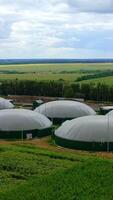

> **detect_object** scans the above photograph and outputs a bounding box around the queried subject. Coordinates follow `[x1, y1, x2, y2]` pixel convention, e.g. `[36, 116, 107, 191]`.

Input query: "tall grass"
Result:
[0, 143, 113, 200]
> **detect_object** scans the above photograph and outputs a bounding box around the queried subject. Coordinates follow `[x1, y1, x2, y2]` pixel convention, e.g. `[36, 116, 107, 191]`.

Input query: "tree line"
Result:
[0, 80, 113, 102]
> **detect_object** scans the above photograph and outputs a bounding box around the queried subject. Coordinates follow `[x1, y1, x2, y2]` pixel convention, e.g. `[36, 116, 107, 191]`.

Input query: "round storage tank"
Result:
[0, 97, 14, 109]
[0, 109, 52, 139]
[54, 115, 113, 151]
[35, 100, 96, 123]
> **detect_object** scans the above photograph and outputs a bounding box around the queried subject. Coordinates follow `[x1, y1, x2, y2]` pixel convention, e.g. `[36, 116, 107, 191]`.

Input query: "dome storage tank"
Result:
[0, 109, 52, 139]
[54, 115, 113, 151]
[35, 100, 96, 123]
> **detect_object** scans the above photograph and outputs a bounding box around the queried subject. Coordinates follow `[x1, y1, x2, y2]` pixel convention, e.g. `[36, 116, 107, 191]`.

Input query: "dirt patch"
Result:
[1, 137, 113, 161]
[7, 95, 59, 104]
[29, 137, 113, 160]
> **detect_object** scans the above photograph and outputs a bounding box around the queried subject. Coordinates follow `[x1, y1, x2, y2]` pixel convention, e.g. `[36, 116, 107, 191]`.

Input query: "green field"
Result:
[1, 63, 113, 72]
[0, 139, 113, 200]
[78, 76, 113, 85]
[0, 73, 81, 81]
[0, 63, 113, 84]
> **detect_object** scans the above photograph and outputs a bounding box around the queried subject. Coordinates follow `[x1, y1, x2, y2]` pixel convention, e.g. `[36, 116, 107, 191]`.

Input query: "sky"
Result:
[0, 0, 113, 59]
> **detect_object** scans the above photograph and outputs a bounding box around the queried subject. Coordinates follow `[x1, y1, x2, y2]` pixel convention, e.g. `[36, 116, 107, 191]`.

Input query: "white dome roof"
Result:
[0, 109, 52, 131]
[106, 110, 113, 116]
[55, 115, 113, 142]
[0, 97, 14, 109]
[35, 100, 96, 119]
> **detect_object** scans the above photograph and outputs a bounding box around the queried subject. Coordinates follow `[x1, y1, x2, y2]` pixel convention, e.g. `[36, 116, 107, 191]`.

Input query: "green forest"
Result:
[0, 80, 113, 102]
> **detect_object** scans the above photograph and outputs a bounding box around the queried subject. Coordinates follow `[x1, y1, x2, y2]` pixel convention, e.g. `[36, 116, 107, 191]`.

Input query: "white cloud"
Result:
[0, 0, 113, 58]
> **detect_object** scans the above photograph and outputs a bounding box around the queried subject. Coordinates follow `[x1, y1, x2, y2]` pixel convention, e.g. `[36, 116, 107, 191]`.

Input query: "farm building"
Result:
[0, 97, 14, 109]
[0, 109, 52, 139]
[34, 100, 96, 123]
[33, 99, 44, 109]
[100, 106, 113, 115]
[54, 115, 113, 151]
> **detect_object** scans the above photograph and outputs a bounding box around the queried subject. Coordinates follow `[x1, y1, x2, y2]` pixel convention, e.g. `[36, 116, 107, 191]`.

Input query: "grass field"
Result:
[0, 73, 81, 81]
[78, 76, 113, 85]
[0, 63, 113, 84]
[1, 138, 113, 200]
[1, 63, 113, 72]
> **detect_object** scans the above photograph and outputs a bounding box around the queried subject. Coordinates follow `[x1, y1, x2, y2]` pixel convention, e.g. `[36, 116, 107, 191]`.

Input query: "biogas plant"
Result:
[0, 97, 113, 151]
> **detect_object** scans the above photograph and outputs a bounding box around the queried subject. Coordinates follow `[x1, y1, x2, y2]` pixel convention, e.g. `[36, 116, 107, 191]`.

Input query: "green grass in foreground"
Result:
[0, 143, 113, 200]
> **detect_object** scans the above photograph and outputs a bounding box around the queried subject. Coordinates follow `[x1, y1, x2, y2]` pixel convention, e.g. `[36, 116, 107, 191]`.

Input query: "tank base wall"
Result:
[54, 135, 113, 151]
[34, 127, 53, 138]
[49, 118, 73, 124]
[0, 127, 53, 140]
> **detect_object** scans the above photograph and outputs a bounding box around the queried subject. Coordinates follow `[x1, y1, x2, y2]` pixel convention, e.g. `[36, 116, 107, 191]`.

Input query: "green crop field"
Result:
[0, 63, 113, 84]
[0, 140, 113, 200]
[78, 76, 113, 86]
[1, 63, 113, 72]
[0, 73, 81, 81]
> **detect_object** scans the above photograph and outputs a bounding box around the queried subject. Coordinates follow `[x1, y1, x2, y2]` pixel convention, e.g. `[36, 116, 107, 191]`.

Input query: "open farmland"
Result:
[0, 63, 113, 84]
[77, 76, 113, 85]
[0, 73, 80, 81]
[0, 139, 113, 200]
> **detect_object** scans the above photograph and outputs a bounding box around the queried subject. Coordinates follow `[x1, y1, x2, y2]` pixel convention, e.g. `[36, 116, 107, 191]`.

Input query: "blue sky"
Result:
[0, 0, 113, 58]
